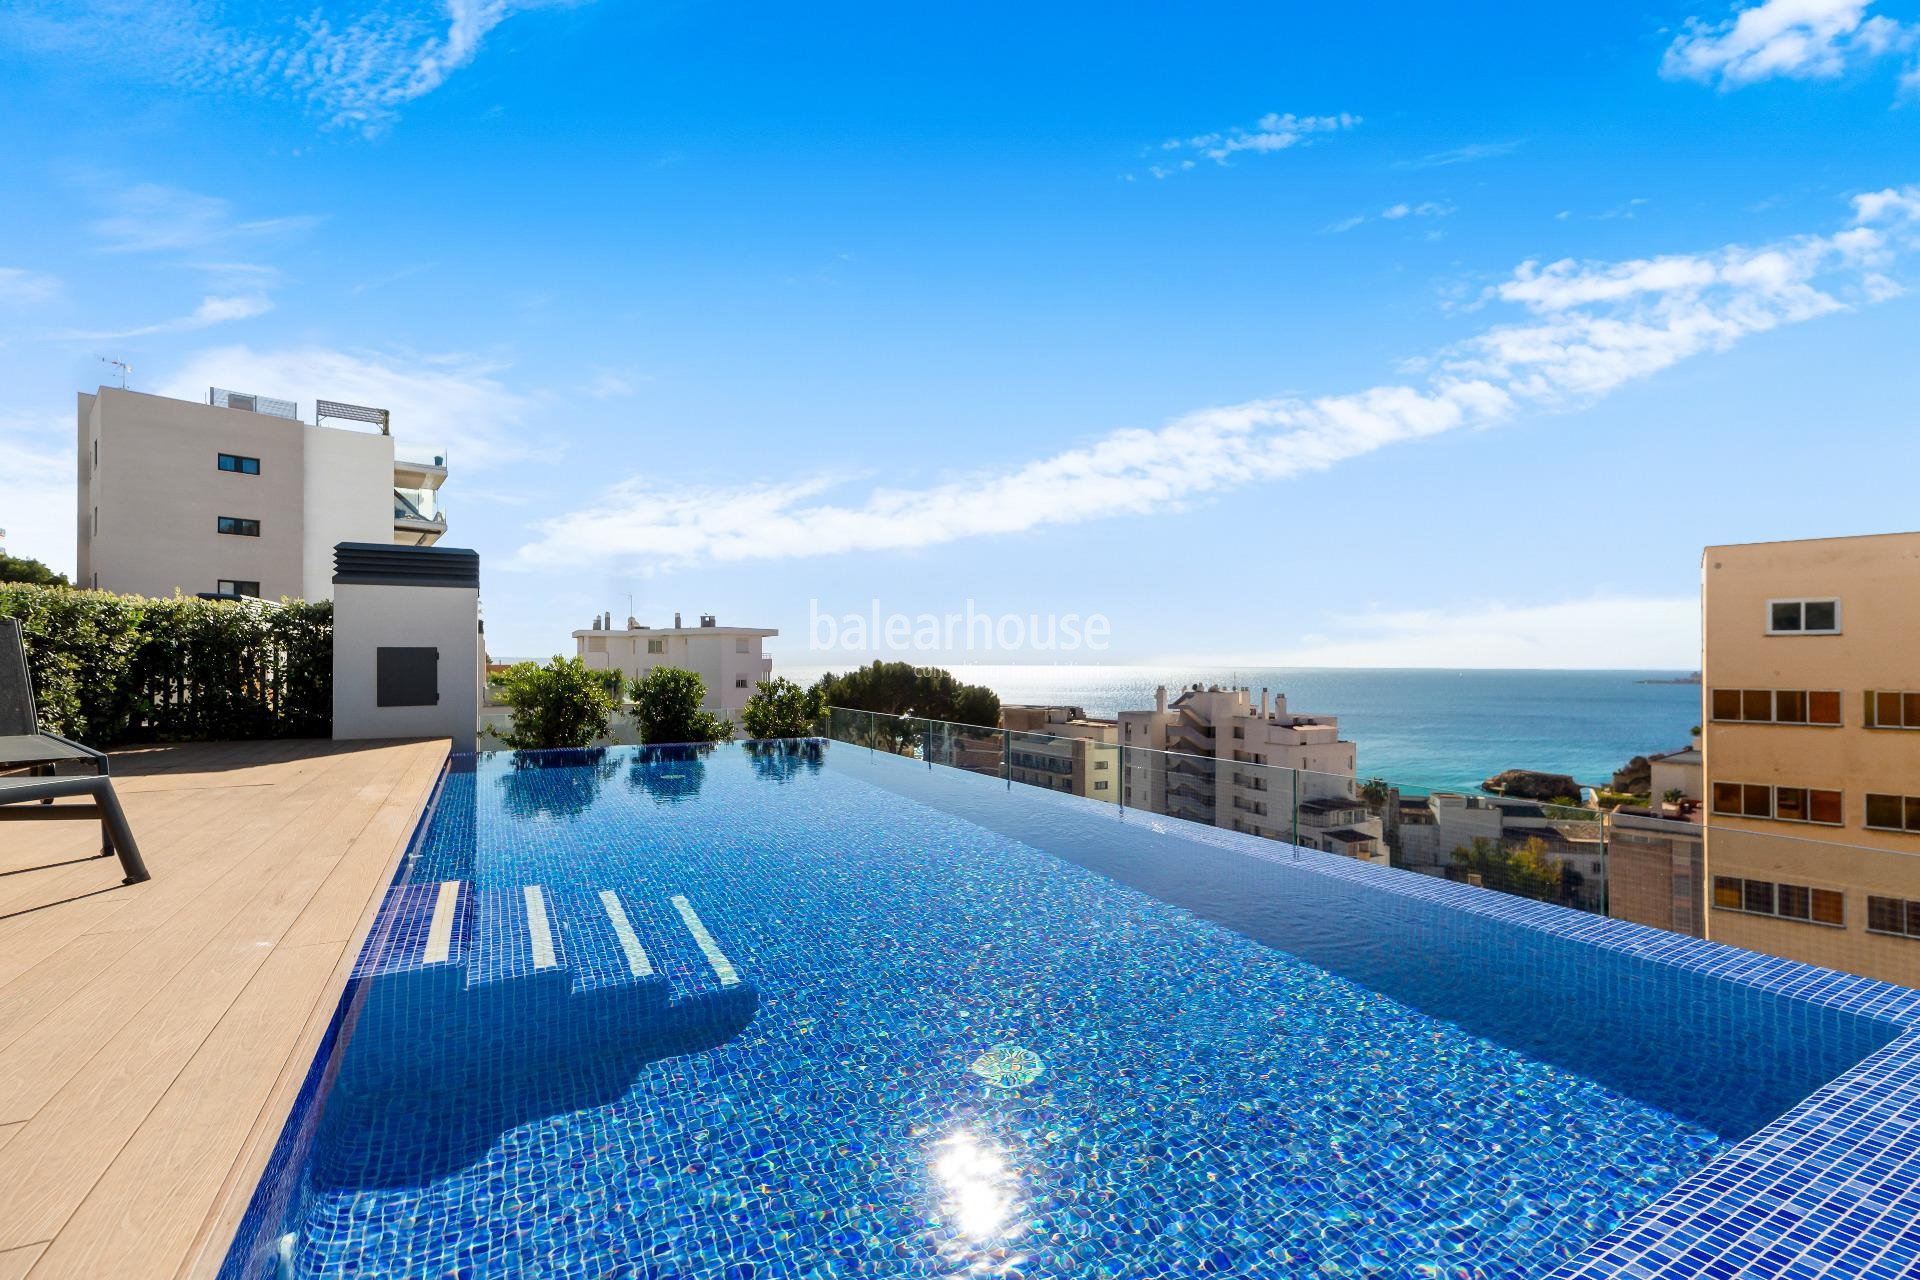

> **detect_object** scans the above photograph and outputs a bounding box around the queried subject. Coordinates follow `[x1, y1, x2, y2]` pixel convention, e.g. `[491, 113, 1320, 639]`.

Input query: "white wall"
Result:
[333, 581, 479, 751]
[302, 426, 395, 601]
[576, 628, 777, 722]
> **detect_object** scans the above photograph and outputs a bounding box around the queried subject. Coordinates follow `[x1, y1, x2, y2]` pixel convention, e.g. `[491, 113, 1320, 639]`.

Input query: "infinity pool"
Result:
[221, 741, 1903, 1279]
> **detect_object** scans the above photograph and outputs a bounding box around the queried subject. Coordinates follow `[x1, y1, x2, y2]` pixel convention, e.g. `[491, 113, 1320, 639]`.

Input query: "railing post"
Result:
[1003, 728, 1011, 790]
[1291, 767, 1300, 855]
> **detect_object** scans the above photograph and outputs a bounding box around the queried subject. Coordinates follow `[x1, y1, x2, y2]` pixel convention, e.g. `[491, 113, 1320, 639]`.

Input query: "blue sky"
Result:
[1, 0, 1916, 668]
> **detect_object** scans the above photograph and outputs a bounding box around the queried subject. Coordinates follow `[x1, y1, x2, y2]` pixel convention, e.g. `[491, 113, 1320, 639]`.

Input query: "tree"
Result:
[0, 553, 68, 587]
[490, 656, 615, 749]
[630, 666, 732, 744]
[1358, 777, 1391, 806]
[1450, 836, 1562, 903]
[1663, 787, 1686, 805]
[810, 660, 1001, 727]
[740, 677, 823, 740]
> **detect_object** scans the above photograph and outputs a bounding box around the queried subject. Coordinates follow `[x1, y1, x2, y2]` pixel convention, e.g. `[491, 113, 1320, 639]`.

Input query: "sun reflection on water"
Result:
[932, 1127, 1027, 1265]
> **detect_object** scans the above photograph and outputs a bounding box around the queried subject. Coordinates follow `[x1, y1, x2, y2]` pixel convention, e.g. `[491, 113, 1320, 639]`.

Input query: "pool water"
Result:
[252, 742, 1896, 1279]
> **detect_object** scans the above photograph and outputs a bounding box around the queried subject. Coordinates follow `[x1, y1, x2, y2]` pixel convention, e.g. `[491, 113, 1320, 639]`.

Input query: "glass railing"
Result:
[394, 486, 446, 523]
[819, 706, 1920, 980]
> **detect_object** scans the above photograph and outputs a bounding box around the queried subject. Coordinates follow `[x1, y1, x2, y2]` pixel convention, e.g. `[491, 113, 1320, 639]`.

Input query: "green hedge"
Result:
[0, 584, 333, 745]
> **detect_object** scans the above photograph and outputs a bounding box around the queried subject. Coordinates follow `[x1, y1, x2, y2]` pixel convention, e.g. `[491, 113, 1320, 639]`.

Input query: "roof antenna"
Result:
[99, 355, 132, 389]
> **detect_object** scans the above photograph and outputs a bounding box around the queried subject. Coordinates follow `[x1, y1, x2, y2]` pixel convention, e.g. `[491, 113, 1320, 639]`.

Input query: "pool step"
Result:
[357, 879, 747, 1010]
[548, 888, 671, 995]
[601, 890, 744, 1003]
[466, 885, 567, 988]
[352, 880, 468, 980]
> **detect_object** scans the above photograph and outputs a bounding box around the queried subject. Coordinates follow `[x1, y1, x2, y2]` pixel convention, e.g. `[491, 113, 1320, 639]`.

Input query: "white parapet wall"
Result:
[331, 542, 480, 752]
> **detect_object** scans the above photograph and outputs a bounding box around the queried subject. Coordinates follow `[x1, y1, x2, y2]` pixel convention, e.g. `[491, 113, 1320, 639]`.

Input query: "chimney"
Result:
[1260, 687, 1270, 716]
[674, 611, 682, 628]
[1154, 685, 1168, 715]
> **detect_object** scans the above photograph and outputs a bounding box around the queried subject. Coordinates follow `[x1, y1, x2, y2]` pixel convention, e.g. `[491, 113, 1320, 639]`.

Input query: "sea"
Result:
[782, 664, 1702, 793]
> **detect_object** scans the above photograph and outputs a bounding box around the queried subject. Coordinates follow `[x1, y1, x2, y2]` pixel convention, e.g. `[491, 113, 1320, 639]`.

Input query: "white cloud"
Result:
[1239, 596, 1701, 670]
[1144, 112, 1359, 178]
[0, 267, 62, 306]
[57, 294, 273, 341]
[1663, 0, 1919, 92]
[1330, 200, 1455, 233]
[514, 188, 1920, 573]
[87, 183, 318, 254]
[285, 0, 527, 132]
[157, 343, 541, 468]
[1400, 141, 1522, 169]
[0, 413, 76, 576]
[3, 0, 584, 133]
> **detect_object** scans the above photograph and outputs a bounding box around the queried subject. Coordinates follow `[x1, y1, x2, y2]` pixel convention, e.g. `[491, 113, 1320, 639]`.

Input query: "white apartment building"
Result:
[1116, 684, 1387, 863]
[76, 386, 447, 602]
[1002, 705, 1121, 802]
[573, 612, 776, 722]
[1395, 790, 1606, 911]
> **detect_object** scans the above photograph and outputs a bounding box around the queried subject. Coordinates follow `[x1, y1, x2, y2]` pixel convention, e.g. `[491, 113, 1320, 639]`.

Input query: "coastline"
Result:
[781, 663, 1703, 792]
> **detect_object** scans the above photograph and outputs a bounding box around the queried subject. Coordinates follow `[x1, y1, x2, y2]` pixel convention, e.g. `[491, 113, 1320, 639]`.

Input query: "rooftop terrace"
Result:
[0, 739, 446, 1279]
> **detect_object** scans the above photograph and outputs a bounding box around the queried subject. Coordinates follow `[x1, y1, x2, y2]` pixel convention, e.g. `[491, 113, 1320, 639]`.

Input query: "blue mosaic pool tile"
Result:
[219, 742, 1920, 1280]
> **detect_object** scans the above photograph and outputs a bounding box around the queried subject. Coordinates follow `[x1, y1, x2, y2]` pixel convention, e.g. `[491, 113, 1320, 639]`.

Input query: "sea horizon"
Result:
[781, 662, 1703, 793]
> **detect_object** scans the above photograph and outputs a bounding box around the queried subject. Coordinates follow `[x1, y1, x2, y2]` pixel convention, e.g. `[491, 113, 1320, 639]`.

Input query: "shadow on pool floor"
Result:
[310, 969, 759, 1190]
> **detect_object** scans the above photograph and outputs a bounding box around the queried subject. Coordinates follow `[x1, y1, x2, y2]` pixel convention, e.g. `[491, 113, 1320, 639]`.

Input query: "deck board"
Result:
[0, 739, 446, 1280]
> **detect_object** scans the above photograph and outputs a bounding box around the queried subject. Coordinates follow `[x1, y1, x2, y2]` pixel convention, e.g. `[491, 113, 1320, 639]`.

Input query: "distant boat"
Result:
[1636, 671, 1701, 685]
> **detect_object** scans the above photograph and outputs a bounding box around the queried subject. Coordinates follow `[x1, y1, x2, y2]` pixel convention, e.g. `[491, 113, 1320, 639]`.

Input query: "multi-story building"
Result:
[1606, 805, 1705, 936]
[1702, 532, 1920, 985]
[1002, 705, 1120, 802]
[76, 386, 447, 601]
[1395, 790, 1607, 910]
[573, 612, 776, 723]
[1117, 685, 1386, 862]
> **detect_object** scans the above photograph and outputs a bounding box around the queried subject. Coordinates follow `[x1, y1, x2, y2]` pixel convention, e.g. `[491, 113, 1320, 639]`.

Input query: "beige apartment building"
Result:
[573, 612, 776, 722]
[1702, 532, 1920, 985]
[76, 386, 447, 601]
[1117, 685, 1387, 862]
[1002, 705, 1121, 802]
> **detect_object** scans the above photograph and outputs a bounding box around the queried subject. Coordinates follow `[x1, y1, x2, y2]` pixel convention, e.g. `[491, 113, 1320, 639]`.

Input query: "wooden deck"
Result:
[0, 738, 448, 1280]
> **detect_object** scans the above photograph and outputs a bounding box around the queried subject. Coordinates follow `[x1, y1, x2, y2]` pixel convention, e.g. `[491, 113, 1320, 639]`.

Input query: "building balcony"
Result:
[394, 447, 449, 492]
[394, 487, 447, 546]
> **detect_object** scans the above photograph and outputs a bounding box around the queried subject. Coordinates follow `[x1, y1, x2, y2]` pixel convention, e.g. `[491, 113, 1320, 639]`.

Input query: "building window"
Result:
[1867, 897, 1920, 939]
[1864, 793, 1920, 833]
[1710, 688, 1842, 725]
[1710, 780, 1843, 825]
[1865, 691, 1920, 730]
[734, 677, 748, 688]
[1713, 875, 1844, 925]
[1767, 598, 1840, 635]
[217, 453, 261, 475]
[217, 516, 260, 537]
[216, 579, 261, 598]
[1094, 780, 1109, 791]
[1093, 759, 1109, 770]
[646, 638, 665, 654]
